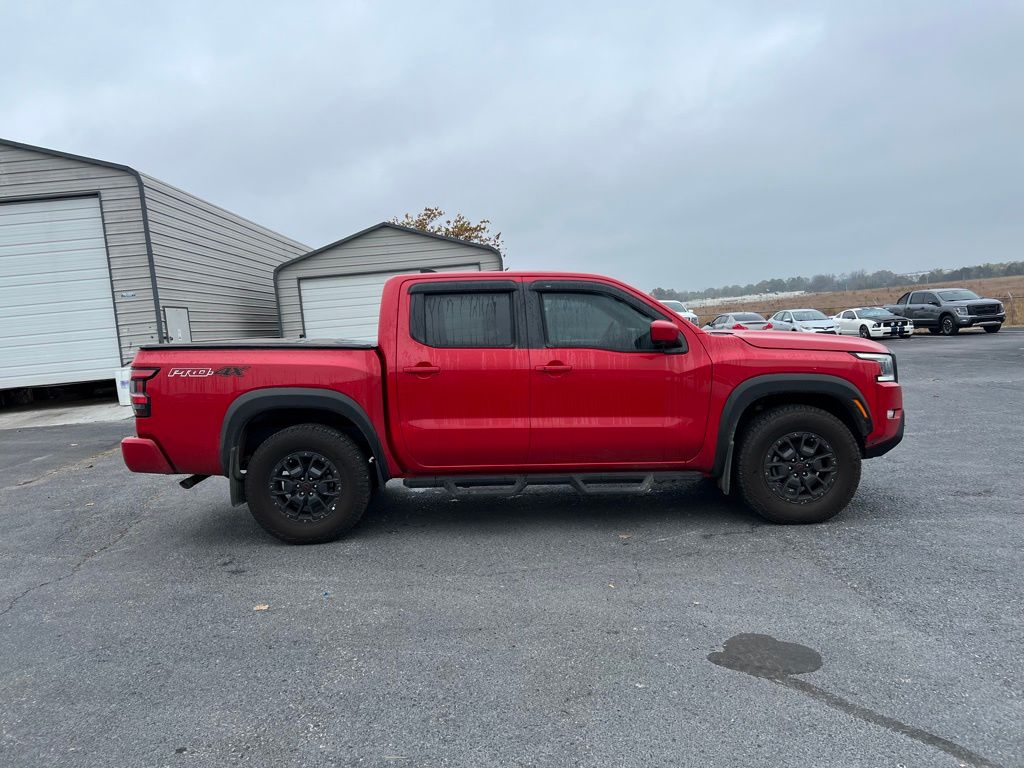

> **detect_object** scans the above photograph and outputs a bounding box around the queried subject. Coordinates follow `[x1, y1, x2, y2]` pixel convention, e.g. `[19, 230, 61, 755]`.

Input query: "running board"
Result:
[403, 472, 703, 497]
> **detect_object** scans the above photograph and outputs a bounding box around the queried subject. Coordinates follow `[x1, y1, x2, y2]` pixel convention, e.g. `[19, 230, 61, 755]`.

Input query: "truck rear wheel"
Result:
[735, 405, 860, 524]
[245, 424, 371, 544]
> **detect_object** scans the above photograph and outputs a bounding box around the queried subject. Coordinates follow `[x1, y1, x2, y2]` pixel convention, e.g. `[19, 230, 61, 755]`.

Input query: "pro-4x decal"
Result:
[168, 366, 250, 378]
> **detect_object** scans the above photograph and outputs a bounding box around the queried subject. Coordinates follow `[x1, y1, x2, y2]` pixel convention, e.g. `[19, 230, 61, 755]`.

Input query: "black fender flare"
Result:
[712, 374, 872, 480]
[219, 388, 391, 484]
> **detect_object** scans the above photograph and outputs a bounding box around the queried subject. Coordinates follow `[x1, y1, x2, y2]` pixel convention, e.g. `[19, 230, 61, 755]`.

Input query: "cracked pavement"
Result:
[1, 332, 1022, 767]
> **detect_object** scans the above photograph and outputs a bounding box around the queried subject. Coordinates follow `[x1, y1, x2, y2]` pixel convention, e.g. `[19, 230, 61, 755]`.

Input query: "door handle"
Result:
[403, 365, 441, 375]
[536, 364, 572, 373]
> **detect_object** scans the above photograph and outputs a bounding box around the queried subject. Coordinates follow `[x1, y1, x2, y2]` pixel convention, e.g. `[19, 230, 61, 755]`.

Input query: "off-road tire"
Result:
[735, 405, 861, 524]
[983, 325, 1001, 334]
[245, 424, 371, 544]
[940, 314, 959, 336]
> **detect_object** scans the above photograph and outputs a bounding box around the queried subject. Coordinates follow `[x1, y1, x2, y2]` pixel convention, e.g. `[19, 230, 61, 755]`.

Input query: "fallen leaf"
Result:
[618, 533, 633, 540]
[608, 583, 616, 589]
[253, 604, 270, 611]
[85, 502, 95, 507]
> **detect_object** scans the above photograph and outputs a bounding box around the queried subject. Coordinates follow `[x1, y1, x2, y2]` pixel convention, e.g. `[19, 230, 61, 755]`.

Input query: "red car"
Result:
[122, 272, 904, 543]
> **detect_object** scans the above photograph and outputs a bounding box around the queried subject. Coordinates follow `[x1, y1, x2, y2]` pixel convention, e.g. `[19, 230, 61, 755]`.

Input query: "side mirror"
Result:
[650, 319, 682, 347]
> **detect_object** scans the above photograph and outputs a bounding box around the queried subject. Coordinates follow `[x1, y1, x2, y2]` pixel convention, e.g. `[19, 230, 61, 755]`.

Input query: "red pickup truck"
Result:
[122, 272, 904, 544]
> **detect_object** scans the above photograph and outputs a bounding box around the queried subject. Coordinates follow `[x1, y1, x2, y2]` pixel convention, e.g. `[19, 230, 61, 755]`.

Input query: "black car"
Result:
[885, 288, 1005, 335]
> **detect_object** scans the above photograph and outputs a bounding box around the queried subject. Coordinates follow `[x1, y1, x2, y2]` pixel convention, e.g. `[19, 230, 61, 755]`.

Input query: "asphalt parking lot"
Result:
[1, 331, 1022, 768]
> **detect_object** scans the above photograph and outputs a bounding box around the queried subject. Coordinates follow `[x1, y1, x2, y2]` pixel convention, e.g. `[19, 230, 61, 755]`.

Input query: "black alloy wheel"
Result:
[859, 325, 870, 338]
[940, 315, 959, 335]
[269, 451, 342, 522]
[762, 431, 837, 504]
[245, 424, 372, 544]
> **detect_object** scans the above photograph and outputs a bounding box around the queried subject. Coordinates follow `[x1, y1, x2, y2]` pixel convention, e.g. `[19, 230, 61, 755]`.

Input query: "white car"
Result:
[769, 309, 838, 333]
[659, 300, 699, 324]
[833, 307, 914, 338]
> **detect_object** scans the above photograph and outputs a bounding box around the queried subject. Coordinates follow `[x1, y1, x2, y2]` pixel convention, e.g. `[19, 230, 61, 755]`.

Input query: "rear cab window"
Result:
[407, 280, 521, 348]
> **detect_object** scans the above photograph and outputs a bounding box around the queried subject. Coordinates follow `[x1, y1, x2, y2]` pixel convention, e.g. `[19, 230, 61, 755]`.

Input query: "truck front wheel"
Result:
[245, 424, 371, 544]
[735, 405, 861, 524]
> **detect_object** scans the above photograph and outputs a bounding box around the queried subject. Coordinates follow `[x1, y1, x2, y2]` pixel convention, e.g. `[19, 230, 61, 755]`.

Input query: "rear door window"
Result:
[412, 291, 514, 348]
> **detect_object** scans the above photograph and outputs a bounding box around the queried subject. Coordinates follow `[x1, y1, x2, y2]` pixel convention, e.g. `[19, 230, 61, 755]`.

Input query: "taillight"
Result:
[129, 368, 159, 417]
[731, 323, 745, 330]
[764, 322, 773, 329]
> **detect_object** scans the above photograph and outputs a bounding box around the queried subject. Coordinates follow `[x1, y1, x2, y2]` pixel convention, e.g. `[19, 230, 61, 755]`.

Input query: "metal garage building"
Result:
[274, 223, 504, 342]
[0, 138, 309, 390]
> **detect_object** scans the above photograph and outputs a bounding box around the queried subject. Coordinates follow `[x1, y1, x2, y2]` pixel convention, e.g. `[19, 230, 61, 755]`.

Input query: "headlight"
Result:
[955, 306, 969, 316]
[853, 352, 897, 382]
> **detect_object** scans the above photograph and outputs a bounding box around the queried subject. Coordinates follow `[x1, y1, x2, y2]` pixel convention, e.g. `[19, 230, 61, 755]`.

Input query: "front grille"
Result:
[971, 304, 1001, 316]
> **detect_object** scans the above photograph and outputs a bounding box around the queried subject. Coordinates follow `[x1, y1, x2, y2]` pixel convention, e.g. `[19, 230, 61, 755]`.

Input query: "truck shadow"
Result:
[182, 478, 764, 547]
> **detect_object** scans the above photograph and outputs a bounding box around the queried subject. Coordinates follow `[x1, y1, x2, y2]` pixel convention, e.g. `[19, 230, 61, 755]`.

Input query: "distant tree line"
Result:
[651, 260, 1024, 302]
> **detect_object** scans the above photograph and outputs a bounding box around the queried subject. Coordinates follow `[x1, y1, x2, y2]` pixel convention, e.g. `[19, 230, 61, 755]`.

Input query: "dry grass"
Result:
[694, 275, 1024, 327]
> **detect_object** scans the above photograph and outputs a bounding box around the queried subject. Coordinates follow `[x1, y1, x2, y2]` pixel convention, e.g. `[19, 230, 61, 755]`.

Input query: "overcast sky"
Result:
[1, 1, 1021, 291]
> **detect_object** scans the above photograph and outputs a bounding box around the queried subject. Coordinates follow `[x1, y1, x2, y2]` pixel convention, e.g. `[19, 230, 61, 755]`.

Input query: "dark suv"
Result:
[885, 288, 1005, 335]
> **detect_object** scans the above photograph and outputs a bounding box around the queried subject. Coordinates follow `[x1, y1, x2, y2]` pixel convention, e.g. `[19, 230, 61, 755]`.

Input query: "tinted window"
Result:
[734, 313, 766, 321]
[938, 289, 980, 301]
[897, 292, 910, 304]
[842, 311, 855, 319]
[910, 292, 935, 304]
[711, 315, 726, 326]
[541, 292, 655, 351]
[413, 292, 514, 348]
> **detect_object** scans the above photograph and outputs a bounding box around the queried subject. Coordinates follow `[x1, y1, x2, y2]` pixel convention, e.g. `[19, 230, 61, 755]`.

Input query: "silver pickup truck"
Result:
[885, 288, 1005, 335]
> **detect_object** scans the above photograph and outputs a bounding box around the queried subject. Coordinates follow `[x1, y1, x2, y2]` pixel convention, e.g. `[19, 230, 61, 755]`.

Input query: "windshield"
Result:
[937, 289, 980, 301]
[792, 310, 828, 321]
[858, 308, 890, 318]
[734, 313, 766, 322]
[661, 300, 686, 311]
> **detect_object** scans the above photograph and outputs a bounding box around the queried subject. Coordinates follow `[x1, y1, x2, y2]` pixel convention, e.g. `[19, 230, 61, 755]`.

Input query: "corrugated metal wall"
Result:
[140, 175, 308, 341]
[0, 142, 157, 363]
[276, 225, 504, 338]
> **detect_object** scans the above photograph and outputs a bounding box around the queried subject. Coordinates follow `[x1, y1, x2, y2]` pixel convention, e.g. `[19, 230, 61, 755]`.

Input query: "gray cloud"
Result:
[2, 0, 1021, 291]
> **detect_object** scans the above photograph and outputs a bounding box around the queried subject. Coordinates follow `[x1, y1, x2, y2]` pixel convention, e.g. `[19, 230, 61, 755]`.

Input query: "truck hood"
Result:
[950, 299, 1001, 308]
[731, 330, 887, 353]
[794, 320, 837, 330]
